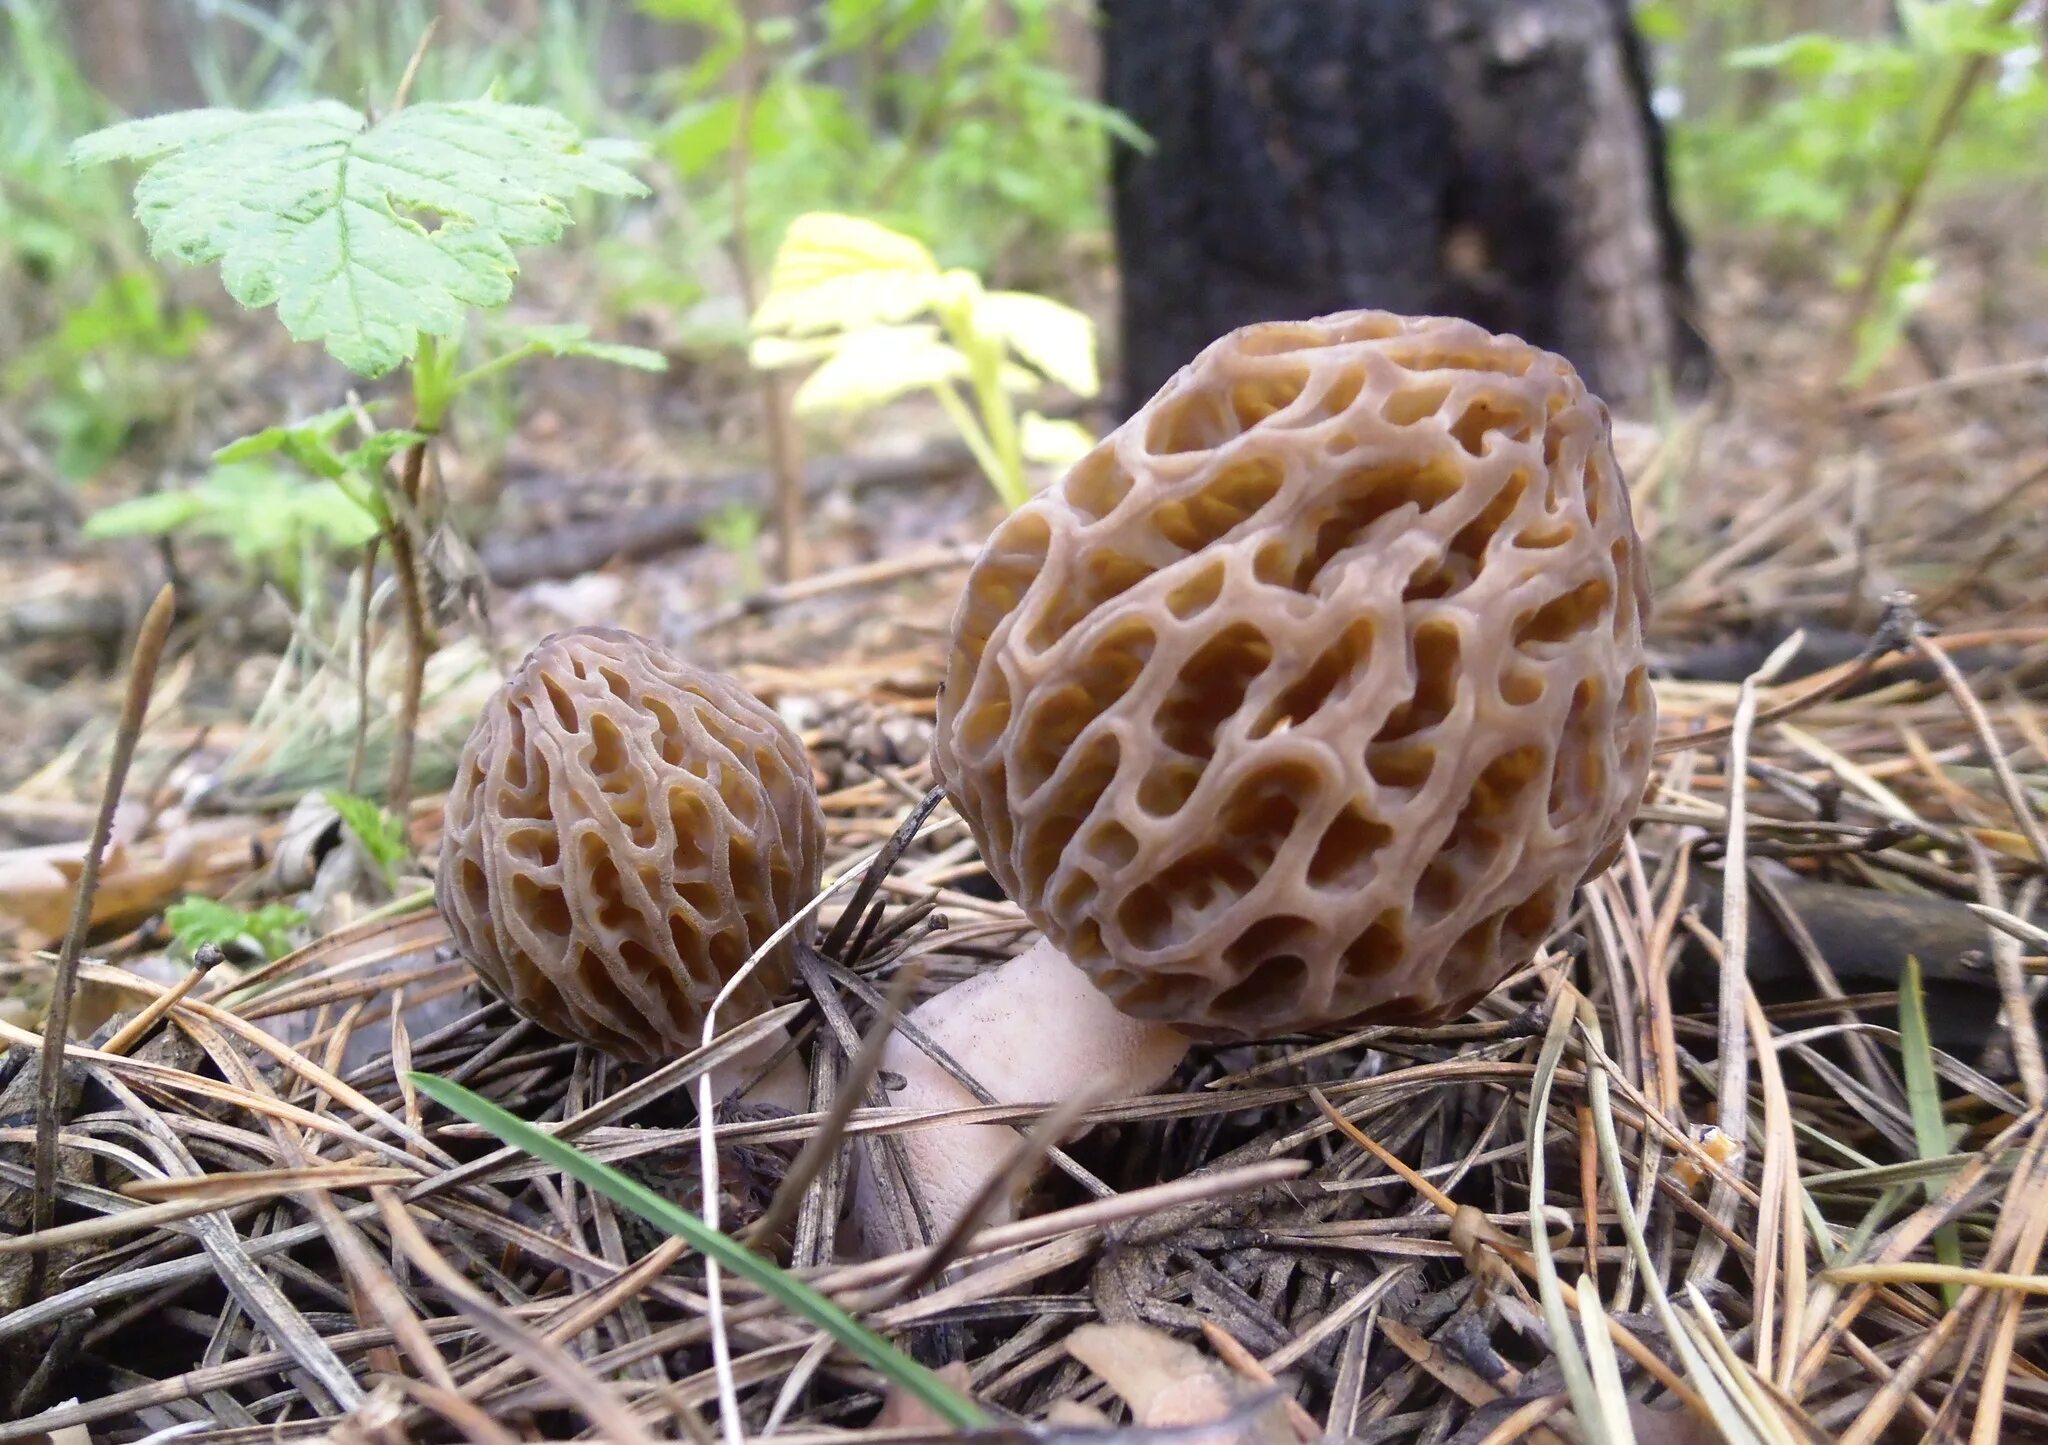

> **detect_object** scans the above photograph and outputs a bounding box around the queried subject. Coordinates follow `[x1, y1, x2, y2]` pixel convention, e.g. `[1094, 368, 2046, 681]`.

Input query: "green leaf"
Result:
[165, 896, 307, 961]
[207, 464, 380, 556]
[407, 1071, 989, 1430]
[752, 212, 945, 336]
[639, 0, 743, 34]
[341, 429, 432, 487]
[214, 407, 359, 476]
[1899, 954, 1964, 1308]
[790, 325, 968, 413]
[83, 491, 208, 539]
[515, 323, 669, 372]
[1846, 254, 1937, 386]
[84, 462, 379, 575]
[1635, 0, 1685, 44]
[1728, 33, 1851, 77]
[261, 480, 381, 554]
[702, 501, 762, 551]
[326, 790, 411, 884]
[824, 0, 892, 39]
[661, 96, 741, 177]
[73, 99, 649, 376]
[977, 290, 1099, 397]
[1019, 411, 1096, 468]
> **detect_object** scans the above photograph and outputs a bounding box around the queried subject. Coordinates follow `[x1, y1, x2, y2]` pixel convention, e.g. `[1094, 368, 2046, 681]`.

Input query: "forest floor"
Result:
[5, 237, 2048, 1443]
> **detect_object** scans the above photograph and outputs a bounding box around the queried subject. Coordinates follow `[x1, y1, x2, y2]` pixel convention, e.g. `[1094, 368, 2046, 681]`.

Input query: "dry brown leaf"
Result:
[872, 1361, 974, 1432]
[0, 816, 265, 949]
[1065, 1322, 1294, 1445]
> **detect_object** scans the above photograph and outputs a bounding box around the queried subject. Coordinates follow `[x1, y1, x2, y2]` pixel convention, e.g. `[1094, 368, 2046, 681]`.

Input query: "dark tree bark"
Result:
[1102, 0, 1708, 414]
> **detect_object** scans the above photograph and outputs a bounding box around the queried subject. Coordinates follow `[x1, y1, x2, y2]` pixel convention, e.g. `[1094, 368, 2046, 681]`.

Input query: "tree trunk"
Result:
[1102, 0, 1707, 415]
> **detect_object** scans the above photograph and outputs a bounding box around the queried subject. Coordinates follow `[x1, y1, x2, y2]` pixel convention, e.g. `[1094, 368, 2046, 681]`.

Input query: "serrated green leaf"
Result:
[978, 290, 1099, 396]
[753, 212, 944, 336]
[341, 429, 431, 483]
[790, 325, 967, 413]
[326, 790, 410, 884]
[73, 99, 648, 376]
[165, 896, 306, 961]
[214, 407, 359, 475]
[1019, 411, 1096, 468]
[585, 136, 652, 170]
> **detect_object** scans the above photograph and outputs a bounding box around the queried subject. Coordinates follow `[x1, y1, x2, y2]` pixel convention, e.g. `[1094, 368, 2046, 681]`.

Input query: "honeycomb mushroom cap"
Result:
[934, 309, 1655, 1041]
[438, 627, 824, 1063]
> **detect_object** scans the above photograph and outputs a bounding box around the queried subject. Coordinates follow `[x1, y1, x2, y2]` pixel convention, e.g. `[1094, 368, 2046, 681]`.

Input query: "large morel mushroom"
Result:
[438, 627, 824, 1064]
[864, 309, 1656, 1247]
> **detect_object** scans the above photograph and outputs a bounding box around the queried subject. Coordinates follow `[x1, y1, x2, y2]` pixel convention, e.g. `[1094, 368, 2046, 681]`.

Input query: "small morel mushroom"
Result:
[862, 309, 1655, 1248]
[438, 627, 824, 1065]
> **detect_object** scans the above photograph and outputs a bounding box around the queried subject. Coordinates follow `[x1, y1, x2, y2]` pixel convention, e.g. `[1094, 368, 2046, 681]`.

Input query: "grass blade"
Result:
[1525, 994, 1609, 1444]
[1575, 1274, 1638, 1444]
[408, 1070, 989, 1429]
[1897, 956, 1964, 1308]
[1576, 998, 1770, 1445]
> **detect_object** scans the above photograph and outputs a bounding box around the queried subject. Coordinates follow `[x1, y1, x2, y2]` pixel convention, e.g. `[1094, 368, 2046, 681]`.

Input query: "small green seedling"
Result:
[326, 790, 411, 889]
[702, 501, 767, 597]
[749, 212, 1098, 509]
[84, 459, 378, 599]
[73, 86, 665, 812]
[165, 896, 307, 963]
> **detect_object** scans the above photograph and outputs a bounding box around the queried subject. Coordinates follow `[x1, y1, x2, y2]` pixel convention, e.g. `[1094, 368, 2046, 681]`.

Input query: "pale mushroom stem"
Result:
[852, 936, 1192, 1256]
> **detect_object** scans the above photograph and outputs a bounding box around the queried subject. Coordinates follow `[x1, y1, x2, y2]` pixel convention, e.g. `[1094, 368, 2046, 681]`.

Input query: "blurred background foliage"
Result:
[1647, 0, 2047, 369]
[0, 0, 1130, 516]
[3, 0, 2045, 514]
[1652, 0, 2045, 231]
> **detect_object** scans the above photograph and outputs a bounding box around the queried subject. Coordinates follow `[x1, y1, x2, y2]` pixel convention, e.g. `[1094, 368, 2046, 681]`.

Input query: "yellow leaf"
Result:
[998, 361, 1045, 393]
[978, 290, 1099, 397]
[1021, 411, 1097, 467]
[748, 334, 840, 370]
[791, 325, 967, 413]
[752, 213, 943, 336]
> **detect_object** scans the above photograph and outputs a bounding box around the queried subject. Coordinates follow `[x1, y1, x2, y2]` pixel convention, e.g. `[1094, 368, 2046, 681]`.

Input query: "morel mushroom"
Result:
[862, 309, 1654, 1247]
[438, 627, 824, 1065]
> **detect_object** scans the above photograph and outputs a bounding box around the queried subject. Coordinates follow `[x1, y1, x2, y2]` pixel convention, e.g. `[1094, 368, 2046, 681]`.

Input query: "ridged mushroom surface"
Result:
[438, 627, 823, 1062]
[934, 309, 1655, 1038]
